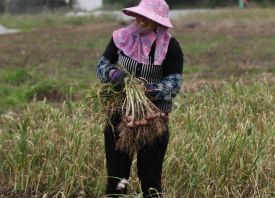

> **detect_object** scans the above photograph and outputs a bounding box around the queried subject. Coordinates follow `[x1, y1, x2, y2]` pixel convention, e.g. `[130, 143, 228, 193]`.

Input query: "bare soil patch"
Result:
[175, 19, 275, 37]
[0, 22, 120, 69]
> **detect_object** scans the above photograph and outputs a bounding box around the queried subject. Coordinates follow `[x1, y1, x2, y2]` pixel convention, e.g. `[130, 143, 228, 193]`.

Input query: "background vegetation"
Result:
[0, 0, 275, 14]
[104, 0, 275, 8]
[0, 7, 274, 198]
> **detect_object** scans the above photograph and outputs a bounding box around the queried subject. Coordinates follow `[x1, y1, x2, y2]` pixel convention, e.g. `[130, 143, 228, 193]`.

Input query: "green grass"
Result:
[0, 67, 82, 114]
[177, 33, 227, 55]
[86, 37, 110, 51]
[183, 65, 211, 74]
[0, 85, 27, 113]
[181, 8, 275, 22]
[0, 69, 32, 85]
[0, 13, 115, 32]
[0, 66, 94, 114]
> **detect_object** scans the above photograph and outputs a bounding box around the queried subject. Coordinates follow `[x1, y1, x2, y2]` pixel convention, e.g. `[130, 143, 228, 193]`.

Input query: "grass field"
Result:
[0, 8, 274, 197]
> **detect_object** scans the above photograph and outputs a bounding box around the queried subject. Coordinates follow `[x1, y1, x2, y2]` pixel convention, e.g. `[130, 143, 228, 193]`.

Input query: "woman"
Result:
[96, 0, 184, 197]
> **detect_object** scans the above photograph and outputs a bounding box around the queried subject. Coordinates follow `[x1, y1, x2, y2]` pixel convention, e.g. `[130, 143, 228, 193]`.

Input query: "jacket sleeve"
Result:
[96, 37, 119, 83]
[148, 38, 184, 101]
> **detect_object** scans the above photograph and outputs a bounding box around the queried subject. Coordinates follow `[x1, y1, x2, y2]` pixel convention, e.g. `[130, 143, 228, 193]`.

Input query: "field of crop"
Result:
[0, 8, 274, 197]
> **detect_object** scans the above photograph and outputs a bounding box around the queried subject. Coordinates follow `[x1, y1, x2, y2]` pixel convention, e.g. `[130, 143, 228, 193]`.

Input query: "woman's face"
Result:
[135, 15, 158, 34]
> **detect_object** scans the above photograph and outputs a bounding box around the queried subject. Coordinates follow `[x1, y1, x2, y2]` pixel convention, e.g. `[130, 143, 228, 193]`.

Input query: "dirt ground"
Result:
[177, 18, 275, 91]
[1, 18, 275, 87]
[1, 18, 275, 105]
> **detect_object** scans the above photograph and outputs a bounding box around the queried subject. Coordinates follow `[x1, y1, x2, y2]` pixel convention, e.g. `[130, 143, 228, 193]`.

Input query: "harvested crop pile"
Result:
[89, 71, 167, 154]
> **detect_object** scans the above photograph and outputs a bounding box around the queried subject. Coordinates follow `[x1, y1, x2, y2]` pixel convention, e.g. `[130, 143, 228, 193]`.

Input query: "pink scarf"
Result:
[113, 23, 171, 65]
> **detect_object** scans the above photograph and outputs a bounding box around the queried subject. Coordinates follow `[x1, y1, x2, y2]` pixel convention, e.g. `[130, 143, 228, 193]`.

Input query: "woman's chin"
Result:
[138, 28, 152, 35]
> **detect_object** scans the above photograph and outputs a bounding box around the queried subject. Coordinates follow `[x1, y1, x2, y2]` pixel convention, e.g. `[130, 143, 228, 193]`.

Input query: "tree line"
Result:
[1, 0, 275, 14]
[104, 0, 275, 8]
[106, 0, 275, 7]
[0, 0, 73, 14]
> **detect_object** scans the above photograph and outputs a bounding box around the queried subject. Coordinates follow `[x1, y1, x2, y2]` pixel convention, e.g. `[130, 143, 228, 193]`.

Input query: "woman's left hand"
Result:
[138, 78, 159, 98]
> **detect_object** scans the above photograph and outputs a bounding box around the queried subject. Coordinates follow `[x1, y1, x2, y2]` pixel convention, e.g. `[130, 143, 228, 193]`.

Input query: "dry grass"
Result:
[0, 8, 275, 197]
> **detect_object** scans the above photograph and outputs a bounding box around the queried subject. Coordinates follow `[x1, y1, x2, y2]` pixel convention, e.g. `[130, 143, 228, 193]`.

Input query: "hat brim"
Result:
[122, 6, 173, 28]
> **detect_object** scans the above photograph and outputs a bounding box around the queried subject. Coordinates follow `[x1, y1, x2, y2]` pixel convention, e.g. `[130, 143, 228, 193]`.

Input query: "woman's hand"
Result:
[109, 69, 127, 91]
[139, 79, 159, 99]
[144, 84, 159, 99]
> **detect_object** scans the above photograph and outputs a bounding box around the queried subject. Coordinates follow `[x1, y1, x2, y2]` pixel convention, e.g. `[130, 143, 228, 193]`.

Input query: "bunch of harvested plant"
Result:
[88, 82, 125, 118]
[117, 75, 168, 154]
[89, 69, 168, 154]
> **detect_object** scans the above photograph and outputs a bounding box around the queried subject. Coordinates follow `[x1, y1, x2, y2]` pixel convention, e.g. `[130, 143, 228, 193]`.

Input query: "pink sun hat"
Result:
[122, 0, 173, 28]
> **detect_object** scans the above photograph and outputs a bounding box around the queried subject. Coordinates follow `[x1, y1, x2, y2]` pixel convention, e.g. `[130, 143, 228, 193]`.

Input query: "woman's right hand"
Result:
[109, 69, 127, 91]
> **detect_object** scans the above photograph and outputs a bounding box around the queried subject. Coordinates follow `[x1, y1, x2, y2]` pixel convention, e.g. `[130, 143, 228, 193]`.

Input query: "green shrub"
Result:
[0, 86, 26, 113]
[25, 80, 67, 102]
[0, 69, 32, 85]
